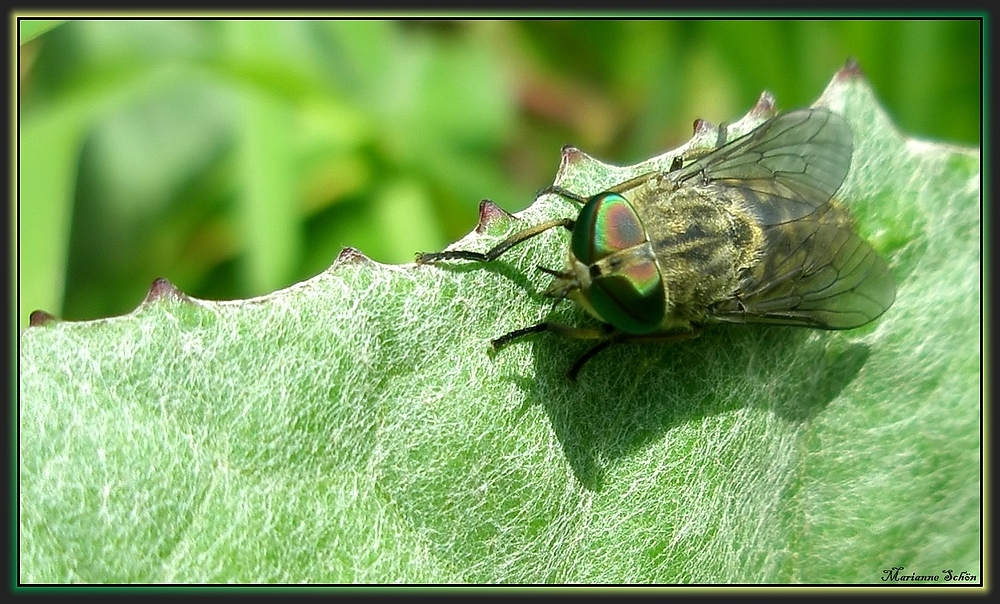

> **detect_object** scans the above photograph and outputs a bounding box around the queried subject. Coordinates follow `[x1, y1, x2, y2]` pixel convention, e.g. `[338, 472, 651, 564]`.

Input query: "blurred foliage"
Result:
[17, 19, 981, 325]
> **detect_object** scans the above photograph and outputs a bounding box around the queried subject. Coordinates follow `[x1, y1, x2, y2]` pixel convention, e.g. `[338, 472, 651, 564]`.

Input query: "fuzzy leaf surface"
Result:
[19, 70, 981, 584]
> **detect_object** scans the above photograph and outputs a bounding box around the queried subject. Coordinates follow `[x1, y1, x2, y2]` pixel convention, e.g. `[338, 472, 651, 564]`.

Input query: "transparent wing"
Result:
[670, 109, 853, 225]
[709, 204, 896, 329]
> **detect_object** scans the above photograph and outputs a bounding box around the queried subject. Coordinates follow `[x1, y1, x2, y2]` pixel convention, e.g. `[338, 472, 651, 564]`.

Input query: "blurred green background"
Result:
[17, 19, 981, 326]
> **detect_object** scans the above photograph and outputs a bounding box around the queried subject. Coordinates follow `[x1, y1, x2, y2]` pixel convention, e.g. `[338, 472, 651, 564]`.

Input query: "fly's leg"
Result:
[667, 120, 732, 173]
[415, 218, 574, 265]
[569, 328, 703, 381]
[540, 118, 734, 202]
[490, 321, 613, 382]
[537, 185, 589, 204]
[491, 322, 613, 352]
[616, 327, 703, 347]
[491, 321, 703, 381]
[568, 341, 614, 382]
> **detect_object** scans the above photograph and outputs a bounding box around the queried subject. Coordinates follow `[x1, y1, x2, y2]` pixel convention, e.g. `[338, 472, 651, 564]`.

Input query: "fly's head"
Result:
[540, 191, 668, 335]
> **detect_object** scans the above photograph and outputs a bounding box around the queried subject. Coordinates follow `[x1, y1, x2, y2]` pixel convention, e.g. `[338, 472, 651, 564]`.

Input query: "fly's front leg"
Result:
[415, 217, 574, 265]
[490, 321, 615, 382]
[537, 185, 589, 204]
[568, 327, 703, 381]
[491, 321, 613, 352]
[616, 327, 703, 347]
[490, 318, 703, 381]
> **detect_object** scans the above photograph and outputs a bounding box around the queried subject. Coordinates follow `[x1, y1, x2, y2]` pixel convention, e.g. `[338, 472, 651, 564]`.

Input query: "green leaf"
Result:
[19, 68, 980, 584]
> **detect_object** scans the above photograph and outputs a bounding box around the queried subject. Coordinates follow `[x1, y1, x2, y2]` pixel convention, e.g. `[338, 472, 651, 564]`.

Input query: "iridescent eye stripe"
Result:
[590, 265, 665, 333]
[590, 195, 661, 296]
[593, 196, 645, 254]
[619, 257, 661, 296]
[573, 193, 649, 264]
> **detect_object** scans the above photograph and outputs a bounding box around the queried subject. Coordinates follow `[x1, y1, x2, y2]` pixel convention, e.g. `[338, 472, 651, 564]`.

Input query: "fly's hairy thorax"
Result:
[632, 179, 765, 325]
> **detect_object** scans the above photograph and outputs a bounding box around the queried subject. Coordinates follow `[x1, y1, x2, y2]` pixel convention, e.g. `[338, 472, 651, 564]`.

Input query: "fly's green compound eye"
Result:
[572, 193, 645, 263]
[572, 193, 666, 334]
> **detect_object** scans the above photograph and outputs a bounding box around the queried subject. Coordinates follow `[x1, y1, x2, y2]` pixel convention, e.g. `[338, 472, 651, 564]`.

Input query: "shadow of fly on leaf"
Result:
[417, 106, 895, 381]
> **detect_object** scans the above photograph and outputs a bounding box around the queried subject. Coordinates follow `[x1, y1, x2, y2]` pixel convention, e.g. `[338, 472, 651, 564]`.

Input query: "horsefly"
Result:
[417, 107, 895, 380]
